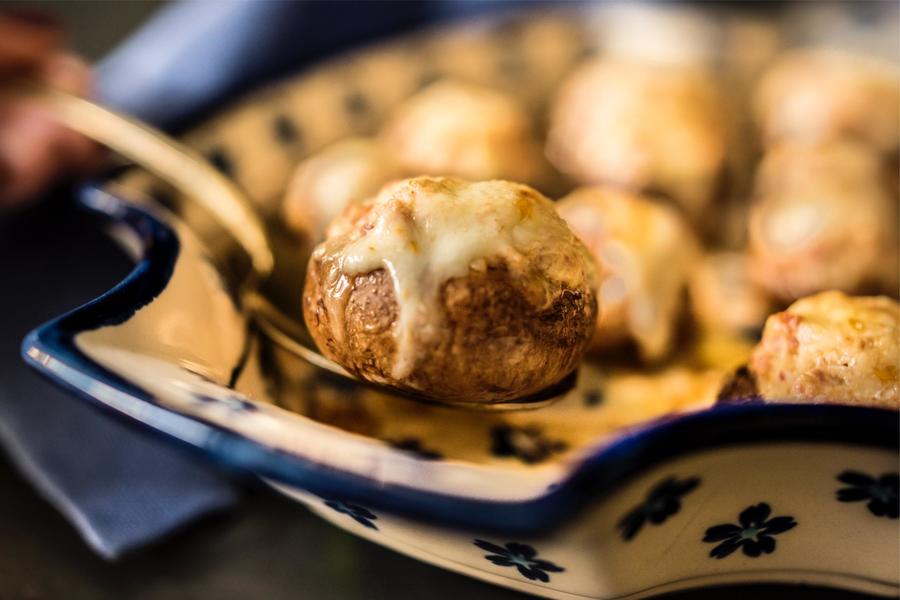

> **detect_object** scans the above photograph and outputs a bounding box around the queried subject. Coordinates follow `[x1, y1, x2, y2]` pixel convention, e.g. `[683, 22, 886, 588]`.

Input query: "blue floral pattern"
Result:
[387, 438, 442, 460]
[836, 471, 899, 519]
[703, 503, 796, 559]
[618, 476, 700, 540]
[192, 393, 258, 413]
[272, 114, 301, 146]
[473, 540, 564, 582]
[490, 424, 567, 464]
[324, 500, 378, 530]
[583, 388, 604, 407]
[206, 147, 234, 177]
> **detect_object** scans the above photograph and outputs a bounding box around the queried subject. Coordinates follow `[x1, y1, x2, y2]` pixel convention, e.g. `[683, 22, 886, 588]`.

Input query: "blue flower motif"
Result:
[583, 388, 604, 407]
[192, 393, 257, 413]
[490, 424, 567, 464]
[618, 476, 700, 541]
[387, 438, 442, 460]
[344, 91, 370, 117]
[473, 539, 564, 582]
[324, 500, 378, 530]
[206, 147, 234, 177]
[836, 471, 899, 519]
[272, 114, 301, 146]
[703, 503, 796, 559]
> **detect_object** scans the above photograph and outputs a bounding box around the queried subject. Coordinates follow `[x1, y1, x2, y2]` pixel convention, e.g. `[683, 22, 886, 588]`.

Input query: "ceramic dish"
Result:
[23, 5, 900, 599]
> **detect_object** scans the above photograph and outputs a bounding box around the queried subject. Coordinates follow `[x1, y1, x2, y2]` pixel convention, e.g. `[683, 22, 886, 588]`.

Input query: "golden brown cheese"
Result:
[750, 291, 899, 409]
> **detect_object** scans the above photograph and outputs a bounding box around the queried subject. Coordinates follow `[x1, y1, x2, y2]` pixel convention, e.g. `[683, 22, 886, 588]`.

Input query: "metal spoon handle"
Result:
[10, 82, 273, 277]
[12, 83, 571, 410]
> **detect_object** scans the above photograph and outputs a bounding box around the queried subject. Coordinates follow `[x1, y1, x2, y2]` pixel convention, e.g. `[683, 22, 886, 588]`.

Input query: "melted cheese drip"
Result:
[313, 177, 595, 382]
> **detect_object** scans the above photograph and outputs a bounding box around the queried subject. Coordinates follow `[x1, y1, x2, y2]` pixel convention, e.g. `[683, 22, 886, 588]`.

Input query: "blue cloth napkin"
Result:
[1, 0, 511, 560]
[0, 386, 238, 559]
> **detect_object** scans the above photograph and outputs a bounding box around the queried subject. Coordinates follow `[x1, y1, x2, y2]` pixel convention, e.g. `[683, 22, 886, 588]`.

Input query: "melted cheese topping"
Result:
[750, 291, 899, 409]
[313, 177, 596, 381]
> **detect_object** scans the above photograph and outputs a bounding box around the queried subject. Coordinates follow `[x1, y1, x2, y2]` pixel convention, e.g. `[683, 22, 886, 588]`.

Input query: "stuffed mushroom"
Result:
[282, 137, 405, 242]
[547, 59, 726, 222]
[688, 251, 773, 337]
[303, 176, 598, 404]
[749, 291, 899, 410]
[753, 48, 900, 154]
[380, 80, 552, 188]
[748, 140, 898, 300]
[556, 186, 699, 361]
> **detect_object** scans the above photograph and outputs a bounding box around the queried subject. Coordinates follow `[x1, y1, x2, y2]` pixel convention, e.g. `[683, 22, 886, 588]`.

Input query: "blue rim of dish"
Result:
[22, 185, 900, 535]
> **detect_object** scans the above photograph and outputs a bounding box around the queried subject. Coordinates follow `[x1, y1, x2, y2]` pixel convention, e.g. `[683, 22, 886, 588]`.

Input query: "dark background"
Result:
[0, 3, 885, 599]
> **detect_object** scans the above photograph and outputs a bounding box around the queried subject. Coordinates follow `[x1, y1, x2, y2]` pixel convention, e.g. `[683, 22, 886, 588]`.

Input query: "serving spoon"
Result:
[13, 83, 575, 409]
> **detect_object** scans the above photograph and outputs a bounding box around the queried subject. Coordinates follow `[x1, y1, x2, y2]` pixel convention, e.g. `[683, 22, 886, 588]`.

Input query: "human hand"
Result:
[0, 10, 102, 209]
